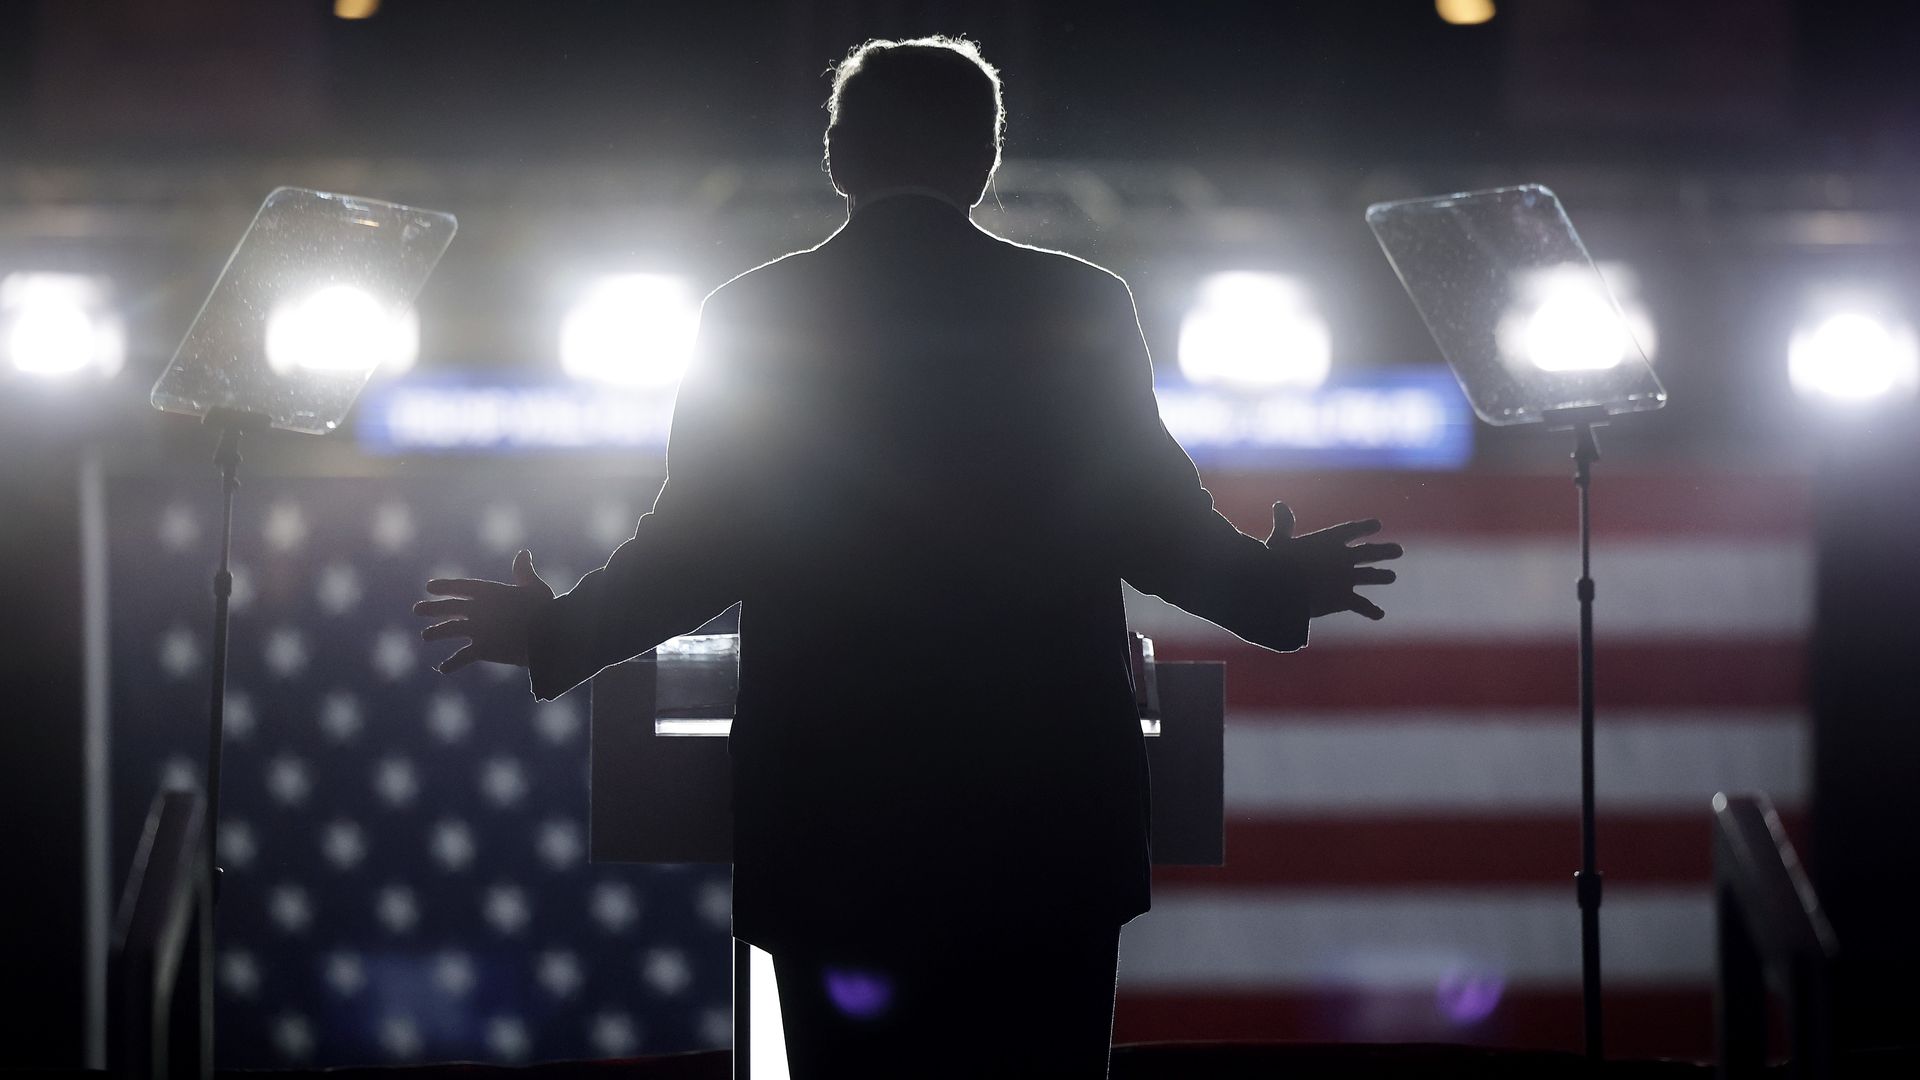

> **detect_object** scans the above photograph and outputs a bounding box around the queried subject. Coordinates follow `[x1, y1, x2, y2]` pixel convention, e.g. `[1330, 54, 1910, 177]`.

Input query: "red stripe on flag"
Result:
[1198, 469, 1811, 541]
[1113, 986, 1716, 1060]
[1154, 811, 1809, 888]
[1152, 640, 1809, 710]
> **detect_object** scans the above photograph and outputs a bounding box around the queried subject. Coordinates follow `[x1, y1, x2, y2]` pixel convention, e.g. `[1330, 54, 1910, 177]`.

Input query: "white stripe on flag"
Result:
[1119, 887, 1711, 988]
[1127, 540, 1812, 642]
[1222, 713, 1808, 811]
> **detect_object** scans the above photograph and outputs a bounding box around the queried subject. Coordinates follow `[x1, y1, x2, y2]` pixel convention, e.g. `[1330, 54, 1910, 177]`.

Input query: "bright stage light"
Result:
[264, 284, 419, 377]
[1436, 0, 1496, 26]
[1177, 272, 1331, 390]
[560, 274, 701, 388]
[1788, 310, 1919, 402]
[1497, 263, 1654, 373]
[2, 273, 124, 378]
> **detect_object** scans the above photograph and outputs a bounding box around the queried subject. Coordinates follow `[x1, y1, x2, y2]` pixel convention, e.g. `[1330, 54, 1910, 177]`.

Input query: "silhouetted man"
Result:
[417, 36, 1399, 1078]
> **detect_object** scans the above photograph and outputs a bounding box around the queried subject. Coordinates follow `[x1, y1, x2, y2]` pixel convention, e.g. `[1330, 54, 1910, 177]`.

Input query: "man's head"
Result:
[825, 36, 1004, 208]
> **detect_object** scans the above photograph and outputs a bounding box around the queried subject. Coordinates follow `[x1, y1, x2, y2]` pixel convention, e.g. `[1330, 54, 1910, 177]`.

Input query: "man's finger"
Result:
[436, 643, 479, 674]
[1309, 518, 1382, 544]
[1349, 542, 1404, 565]
[1349, 595, 1387, 621]
[1269, 501, 1295, 545]
[513, 549, 538, 586]
[425, 577, 516, 599]
[420, 619, 472, 643]
[1351, 567, 1397, 586]
[411, 597, 470, 617]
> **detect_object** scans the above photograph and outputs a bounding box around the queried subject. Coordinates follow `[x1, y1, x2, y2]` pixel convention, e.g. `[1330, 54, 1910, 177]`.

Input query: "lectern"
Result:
[588, 634, 1224, 1080]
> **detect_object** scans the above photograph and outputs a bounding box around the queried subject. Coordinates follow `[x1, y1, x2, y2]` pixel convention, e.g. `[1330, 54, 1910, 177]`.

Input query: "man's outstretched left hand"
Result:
[1266, 501, 1403, 621]
[413, 549, 554, 674]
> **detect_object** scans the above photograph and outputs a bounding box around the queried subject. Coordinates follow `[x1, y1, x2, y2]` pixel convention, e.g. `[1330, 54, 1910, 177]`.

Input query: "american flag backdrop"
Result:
[107, 470, 737, 1067]
[1114, 468, 1812, 1059]
[105, 463, 1811, 1065]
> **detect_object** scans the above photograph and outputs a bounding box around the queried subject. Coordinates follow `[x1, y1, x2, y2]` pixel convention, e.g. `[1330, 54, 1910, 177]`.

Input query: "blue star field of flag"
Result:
[108, 471, 735, 1067]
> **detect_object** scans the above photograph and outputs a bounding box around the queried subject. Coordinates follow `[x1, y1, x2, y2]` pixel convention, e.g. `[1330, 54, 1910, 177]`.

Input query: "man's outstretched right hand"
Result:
[1265, 501, 1402, 621]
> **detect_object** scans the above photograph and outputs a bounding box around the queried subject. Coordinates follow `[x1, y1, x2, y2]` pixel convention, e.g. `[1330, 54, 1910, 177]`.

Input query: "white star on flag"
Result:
[431, 819, 477, 871]
[372, 628, 417, 682]
[484, 884, 531, 935]
[219, 950, 262, 999]
[373, 757, 419, 807]
[587, 500, 637, 550]
[589, 1012, 639, 1057]
[321, 820, 366, 869]
[219, 820, 257, 868]
[589, 882, 640, 933]
[536, 950, 583, 998]
[223, 691, 256, 740]
[375, 885, 419, 934]
[316, 563, 363, 615]
[370, 501, 416, 552]
[271, 1014, 315, 1062]
[378, 1017, 423, 1061]
[268, 884, 314, 933]
[642, 948, 693, 997]
[263, 627, 309, 677]
[158, 625, 200, 680]
[535, 700, 582, 744]
[485, 1017, 532, 1063]
[265, 757, 311, 806]
[262, 501, 308, 553]
[319, 692, 363, 742]
[535, 819, 584, 870]
[478, 503, 526, 554]
[324, 951, 366, 996]
[426, 693, 472, 742]
[158, 502, 201, 552]
[480, 757, 529, 806]
[433, 951, 476, 997]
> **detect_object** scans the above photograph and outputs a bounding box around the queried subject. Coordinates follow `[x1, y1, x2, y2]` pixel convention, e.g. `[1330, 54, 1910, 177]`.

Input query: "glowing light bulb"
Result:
[2, 273, 124, 378]
[559, 274, 701, 388]
[1177, 272, 1331, 391]
[1437, 0, 1496, 26]
[1788, 311, 1919, 402]
[265, 284, 418, 377]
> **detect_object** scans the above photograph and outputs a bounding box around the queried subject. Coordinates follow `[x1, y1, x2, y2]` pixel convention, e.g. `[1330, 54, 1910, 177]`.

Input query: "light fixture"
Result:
[2, 272, 124, 378]
[560, 274, 701, 388]
[264, 283, 419, 377]
[334, 0, 380, 19]
[1788, 309, 1919, 402]
[1496, 262, 1655, 374]
[1177, 272, 1331, 391]
[1436, 0, 1496, 26]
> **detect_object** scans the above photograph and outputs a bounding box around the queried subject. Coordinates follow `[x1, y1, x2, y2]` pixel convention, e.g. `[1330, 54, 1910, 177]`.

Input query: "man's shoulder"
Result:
[982, 231, 1130, 294]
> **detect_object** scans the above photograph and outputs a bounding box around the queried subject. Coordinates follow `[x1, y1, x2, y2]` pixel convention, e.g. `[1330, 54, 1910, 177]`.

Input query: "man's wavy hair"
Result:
[824, 36, 1005, 206]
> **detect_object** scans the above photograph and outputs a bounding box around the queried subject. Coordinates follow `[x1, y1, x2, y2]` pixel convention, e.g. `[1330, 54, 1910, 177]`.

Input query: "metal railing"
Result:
[108, 790, 213, 1080]
[1714, 792, 1838, 1080]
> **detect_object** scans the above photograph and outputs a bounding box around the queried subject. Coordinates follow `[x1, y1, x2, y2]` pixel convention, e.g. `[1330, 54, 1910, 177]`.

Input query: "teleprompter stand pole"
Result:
[203, 408, 269, 904]
[1571, 418, 1604, 1060]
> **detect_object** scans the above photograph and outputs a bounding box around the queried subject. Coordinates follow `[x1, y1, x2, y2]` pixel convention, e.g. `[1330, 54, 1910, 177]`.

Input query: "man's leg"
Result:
[771, 920, 1121, 1079]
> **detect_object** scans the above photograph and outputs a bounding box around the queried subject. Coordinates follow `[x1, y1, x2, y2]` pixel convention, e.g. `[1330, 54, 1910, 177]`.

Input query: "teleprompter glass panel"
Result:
[1366, 184, 1665, 426]
[152, 187, 457, 435]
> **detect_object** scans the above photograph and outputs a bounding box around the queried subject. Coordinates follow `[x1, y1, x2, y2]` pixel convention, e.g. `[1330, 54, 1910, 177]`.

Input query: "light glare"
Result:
[265, 285, 418, 377]
[1436, 0, 1496, 26]
[1789, 311, 1919, 402]
[1178, 272, 1331, 390]
[560, 274, 701, 388]
[1498, 264, 1652, 374]
[2, 273, 124, 378]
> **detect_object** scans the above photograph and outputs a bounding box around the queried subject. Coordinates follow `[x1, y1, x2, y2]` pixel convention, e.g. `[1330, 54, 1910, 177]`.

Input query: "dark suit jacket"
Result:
[526, 193, 1310, 952]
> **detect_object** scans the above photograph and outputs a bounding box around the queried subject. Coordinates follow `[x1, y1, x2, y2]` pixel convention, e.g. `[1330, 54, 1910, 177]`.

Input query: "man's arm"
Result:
[1099, 276, 1396, 650]
[522, 293, 753, 699]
